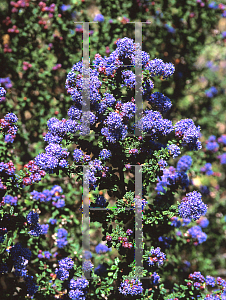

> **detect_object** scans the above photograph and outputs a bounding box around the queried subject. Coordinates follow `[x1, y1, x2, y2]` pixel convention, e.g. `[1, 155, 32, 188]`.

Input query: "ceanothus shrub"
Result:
[1, 37, 223, 299]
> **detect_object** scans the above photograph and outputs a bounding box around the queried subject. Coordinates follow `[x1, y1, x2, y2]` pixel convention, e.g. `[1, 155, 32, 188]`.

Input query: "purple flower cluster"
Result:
[9, 243, 38, 296]
[218, 134, 226, 145]
[0, 77, 12, 89]
[69, 277, 89, 300]
[148, 92, 172, 114]
[170, 216, 181, 228]
[147, 247, 166, 267]
[93, 13, 105, 22]
[217, 153, 226, 164]
[150, 272, 161, 285]
[0, 87, 6, 102]
[84, 159, 109, 189]
[176, 155, 192, 173]
[200, 163, 213, 175]
[137, 110, 173, 139]
[167, 144, 181, 159]
[0, 161, 15, 176]
[205, 135, 219, 152]
[55, 257, 74, 281]
[188, 271, 205, 289]
[56, 228, 68, 248]
[94, 195, 108, 207]
[30, 185, 65, 207]
[178, 191, 207, 221]
[121, 70, 136, 88]
[3, 195, 18, 206]
[119, 278, 143, 296]
[197, 217, 209, 228]
[38, 250, 52, 259]
[99, 149, 112, 160]
[101, 112, 128, 143]
[187, 225, 207, 245]
[95, 243, 111, 254]
[27, 211, 42, 237]
[158, 159, 168, 170]
[0, 113, 18, 143]
[156, 163, 190, 194]
[205, 86, 218, 98]
[23, 160, 46, 186]
[174, 119, 202, 151]
[41, 224, 49, 234]
[35, 143, 69, 173]
[64, 37, 175, 147]
[145, 58, 175, 79]
[206, 275, 216, 287]
[82, 260, 94, 272]
[73, 149, 91, 163]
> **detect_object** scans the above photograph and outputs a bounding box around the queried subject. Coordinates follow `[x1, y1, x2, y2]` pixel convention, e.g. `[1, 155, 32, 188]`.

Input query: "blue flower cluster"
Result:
[27, 211, 42, 236]
[56, 228, 68, 248]
[200, 163, 213, 175]
[99, 149, 112, 160]
[35, 142, 69, 173]
[150, 272, 161, 285]
[137, 109, 173, 139]
[188, 271, 205, 289]
[40, 224, 49, 234]
[118, 278, 143, 296]
[65, 37, 175, 145]
[156, 155, 192, 194]
[38, 250, 52, 259]
[82, 260, 94, 272]
[197, 217, 209, 228]
[2, 195, 18, 206]
[69, 277, 89, 300]
[9, 243, 38, 296]
[0, 77, 12, 89]
[148, 92, 172, 114]
[30, 185, 65, 208]
[187, 225, 207, 245]
[73, 149, 91, 163]
[0, 161, 16, 176]
[218, 134, 226, 145]
[205, 86, 218, 98]
[0, 87, 6, 102]
[217, 153, 226, 164]
[23, 160, 46, 186]
[55, 257, 74, 281]
[147, 247, 166, 267]
[95, 243, 111, 254]
[93, 13, 105, 22]
[176, 155, 192, 172]
[170, 216, 182, 228]
[178, 191, 207, 221]
[0, 113, 18, 143]
[174, 119, 202, 151]
[205, 135, 219, 152]
[145, 58, 175, 79]
[167, 144, 181, 159]
[84, 159, 109, 189]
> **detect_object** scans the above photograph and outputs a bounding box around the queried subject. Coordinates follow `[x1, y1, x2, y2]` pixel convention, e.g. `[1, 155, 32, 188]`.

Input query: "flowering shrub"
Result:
[1, 36, 223, 299]
[0, 0, 226, 297]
